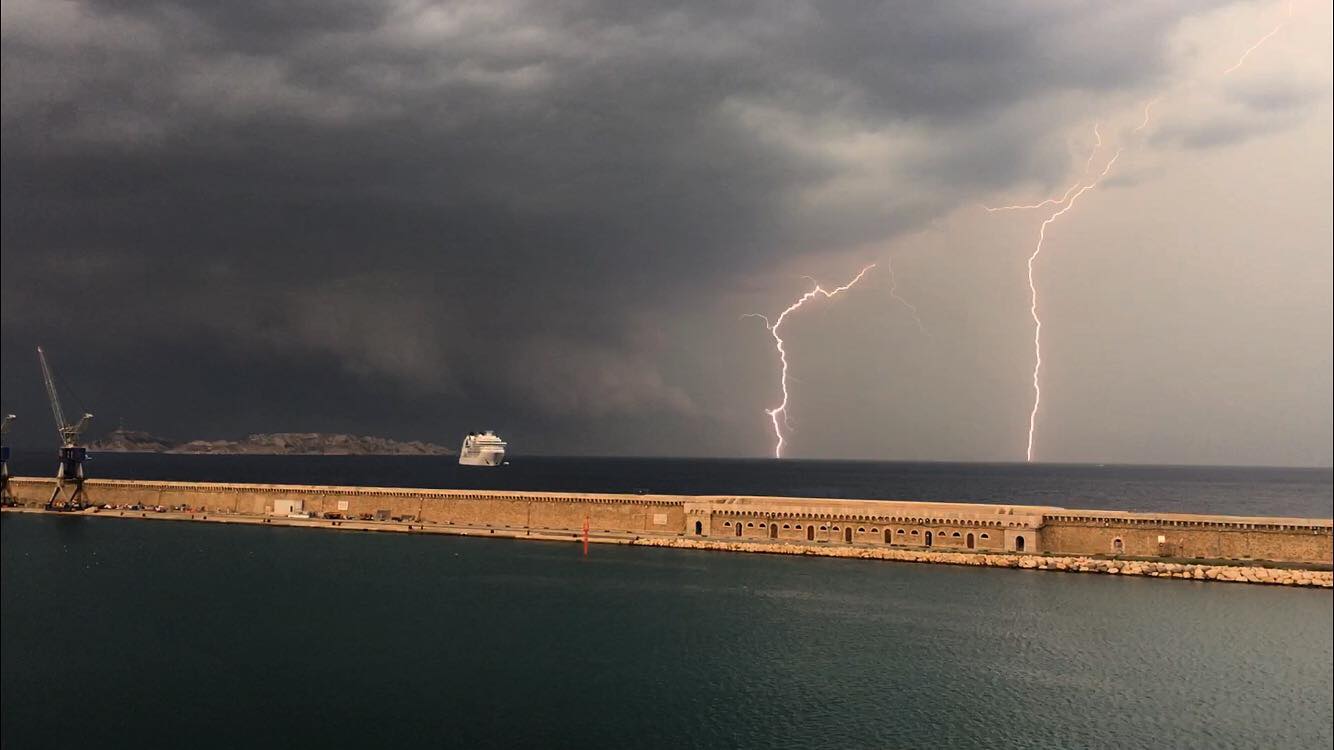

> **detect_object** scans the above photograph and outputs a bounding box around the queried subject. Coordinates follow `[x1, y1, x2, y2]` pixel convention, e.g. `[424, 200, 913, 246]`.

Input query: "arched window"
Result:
[747, 522, 754, 527]
[952, 531, 961, 537]
[783, 524, 791, 529]
[724, 521, 732, 527]
[980, 533, 990, 540]
[911, 530, 919, 535]
[858, 527, 866, 533]
[1112, 538, 1124, 554]
[1014, 535, 1026, 552]
[694, 520, 703, 536]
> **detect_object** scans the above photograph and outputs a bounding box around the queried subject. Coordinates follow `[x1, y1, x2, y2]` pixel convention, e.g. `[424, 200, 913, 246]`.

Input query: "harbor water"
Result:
[5, 452, 1332, 517]
[3, 457, 1331, 748]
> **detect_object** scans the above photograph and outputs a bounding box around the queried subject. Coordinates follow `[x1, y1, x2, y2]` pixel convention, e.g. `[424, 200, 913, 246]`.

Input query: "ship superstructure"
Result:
[459, 431, 506, 466]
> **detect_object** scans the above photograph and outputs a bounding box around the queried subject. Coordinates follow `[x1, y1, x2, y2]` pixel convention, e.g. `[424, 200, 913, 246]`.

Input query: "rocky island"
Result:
[89, 428, 454, 456]
[89, 429, 176, 453]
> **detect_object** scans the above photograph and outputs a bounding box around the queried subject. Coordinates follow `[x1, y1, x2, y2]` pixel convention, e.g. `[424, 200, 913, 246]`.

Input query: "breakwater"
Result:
[633, 538, 1332, 587]
[4, 477, 1331, 586]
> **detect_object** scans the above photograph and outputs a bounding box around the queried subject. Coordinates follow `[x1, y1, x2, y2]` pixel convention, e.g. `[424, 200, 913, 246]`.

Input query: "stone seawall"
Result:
[4, 505, 1328, 588]
[630, 538, 1333, 587]
[5, 476, 1331, 583]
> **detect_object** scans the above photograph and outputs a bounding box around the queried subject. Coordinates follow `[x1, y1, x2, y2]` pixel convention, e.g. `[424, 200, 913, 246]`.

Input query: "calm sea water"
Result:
[2, 514, 1330, 749]
[7, 451, 1333, 517]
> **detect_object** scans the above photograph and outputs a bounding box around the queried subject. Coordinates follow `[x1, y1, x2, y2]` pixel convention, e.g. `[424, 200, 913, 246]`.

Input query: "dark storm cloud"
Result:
[2, 0, 1234, 453]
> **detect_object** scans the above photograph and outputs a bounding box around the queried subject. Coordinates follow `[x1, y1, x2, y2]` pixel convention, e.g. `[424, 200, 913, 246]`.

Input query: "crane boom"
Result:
[37, 346, 91, 447]
[37, 346, 68, 442]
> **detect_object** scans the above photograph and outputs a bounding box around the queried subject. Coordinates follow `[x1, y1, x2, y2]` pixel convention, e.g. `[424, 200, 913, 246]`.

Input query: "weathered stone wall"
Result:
[4, 478, 683, 537]
[692, 498, 1045, 554]
[6, 477, 1329, 566]
[705, 514, 1011, 551]
[1040, 517, 1332, 564]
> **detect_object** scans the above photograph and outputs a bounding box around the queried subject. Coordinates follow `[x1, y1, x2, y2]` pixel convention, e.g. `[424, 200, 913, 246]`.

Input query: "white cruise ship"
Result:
[459, 431, 506, 466]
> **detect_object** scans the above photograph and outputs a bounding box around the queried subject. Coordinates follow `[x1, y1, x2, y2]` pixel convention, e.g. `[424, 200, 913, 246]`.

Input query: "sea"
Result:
[5, 451, 1333, 517]
[3, 455, 1331, 748]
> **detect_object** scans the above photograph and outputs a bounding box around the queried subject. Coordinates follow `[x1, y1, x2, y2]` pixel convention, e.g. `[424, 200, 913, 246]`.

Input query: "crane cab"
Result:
[57, 446, 88, 480]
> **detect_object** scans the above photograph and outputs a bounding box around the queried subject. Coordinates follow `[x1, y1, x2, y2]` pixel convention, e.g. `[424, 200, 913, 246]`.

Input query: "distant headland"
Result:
[88, 428, 454, 456]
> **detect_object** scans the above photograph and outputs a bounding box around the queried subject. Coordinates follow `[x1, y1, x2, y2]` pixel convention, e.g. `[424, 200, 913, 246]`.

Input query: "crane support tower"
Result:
[37, 346, 93, 510]
[1, 414, 14, 505]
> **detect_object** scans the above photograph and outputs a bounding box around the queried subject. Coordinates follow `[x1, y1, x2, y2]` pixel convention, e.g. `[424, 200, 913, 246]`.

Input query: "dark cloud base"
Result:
[8, 0, 1325, 463]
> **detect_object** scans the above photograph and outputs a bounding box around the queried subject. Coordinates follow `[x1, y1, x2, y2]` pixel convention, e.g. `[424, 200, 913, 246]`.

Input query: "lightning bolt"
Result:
[1025, 150, 1122, 462]
[886, 258, 928, 336]
[1083, 123, 1103, 173]
[1017, 5, 1299, 461]
[983, 2, 1303, 463]
[738, 1, 1298, 464]
[1133, 97, 1161, 133]
[747, 264, 876, 458]
[1224, 1, 1295, 75]
[983, 125, 1103, 212]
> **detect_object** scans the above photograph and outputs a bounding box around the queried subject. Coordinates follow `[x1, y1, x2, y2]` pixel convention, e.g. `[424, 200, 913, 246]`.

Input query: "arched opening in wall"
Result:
[735, 523, 743, 537]
[694, 521, 703, 536]
[807, 525, 815, 541]
[925, 531, 933, 547]
[769, 524, 778, 539]
[884, 529, 892, 544]
[1015, 535, 1026, 552]
[844, 527, 853, 544]
[1112, 538, 1123, 555]
[966, 533, 975, 550]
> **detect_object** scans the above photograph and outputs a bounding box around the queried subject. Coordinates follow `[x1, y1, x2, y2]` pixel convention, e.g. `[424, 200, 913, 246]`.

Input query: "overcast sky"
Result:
[2, 0, 1330, 465]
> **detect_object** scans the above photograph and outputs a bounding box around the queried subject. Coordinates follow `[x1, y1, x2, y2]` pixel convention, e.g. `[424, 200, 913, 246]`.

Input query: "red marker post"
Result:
[582, 516, 590, 556]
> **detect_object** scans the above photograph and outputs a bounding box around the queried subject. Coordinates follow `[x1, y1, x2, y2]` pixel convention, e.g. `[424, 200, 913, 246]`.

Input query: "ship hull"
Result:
[458, 450, 504, 467]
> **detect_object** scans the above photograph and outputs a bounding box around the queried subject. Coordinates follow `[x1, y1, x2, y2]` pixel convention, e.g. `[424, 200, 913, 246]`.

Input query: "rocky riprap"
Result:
[634, 538, 1333, 588]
